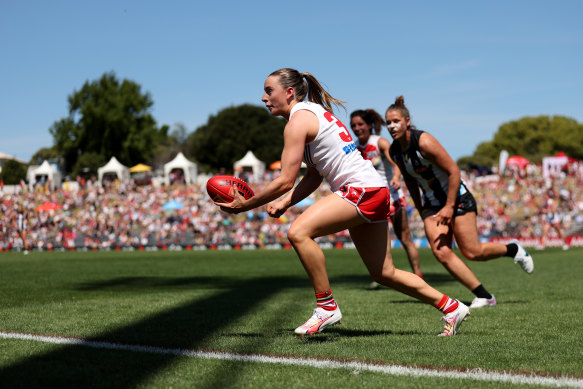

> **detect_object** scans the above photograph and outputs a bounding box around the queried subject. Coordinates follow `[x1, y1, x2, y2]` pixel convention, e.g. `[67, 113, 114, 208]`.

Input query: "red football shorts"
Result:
[335, 186, 390, 223]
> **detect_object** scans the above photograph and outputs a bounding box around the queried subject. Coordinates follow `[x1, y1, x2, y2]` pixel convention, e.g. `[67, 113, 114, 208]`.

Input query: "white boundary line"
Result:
[1, 330, 581, 388]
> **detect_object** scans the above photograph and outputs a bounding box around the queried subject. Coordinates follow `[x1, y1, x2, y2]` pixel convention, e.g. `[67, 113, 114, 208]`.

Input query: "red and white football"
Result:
[206, 175, 254, 203]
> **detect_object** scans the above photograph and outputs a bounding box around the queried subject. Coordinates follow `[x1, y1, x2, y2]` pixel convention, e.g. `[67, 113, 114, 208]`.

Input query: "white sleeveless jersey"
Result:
[289, 102, 384, 192]
[356, 134, 404, 200]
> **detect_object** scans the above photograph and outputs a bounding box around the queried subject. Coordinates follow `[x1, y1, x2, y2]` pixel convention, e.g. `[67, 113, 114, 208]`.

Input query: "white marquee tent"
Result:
[164, 152, 198, 185]
[542, 155, 568, 178]
[233, 150, 265, 182]
[26, 160, 62, 190]
[97, 156, 130, 185]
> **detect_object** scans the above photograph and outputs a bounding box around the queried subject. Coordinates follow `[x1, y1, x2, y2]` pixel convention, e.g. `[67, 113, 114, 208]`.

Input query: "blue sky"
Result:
[1, 1, 582, 164]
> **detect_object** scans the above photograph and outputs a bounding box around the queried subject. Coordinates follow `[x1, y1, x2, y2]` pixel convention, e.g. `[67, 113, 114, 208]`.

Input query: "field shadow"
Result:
[0, 269, 462, 387]
[415, 273, 458, 286]
[0, 275, 304, 388]
[489, 299, 529, 305]
[77, 275, 314, 293]
[330, 273, 457, 289]
[290, 327, 422, 344]
[389, 299, 425, 304]
[76, 276, 238, 290]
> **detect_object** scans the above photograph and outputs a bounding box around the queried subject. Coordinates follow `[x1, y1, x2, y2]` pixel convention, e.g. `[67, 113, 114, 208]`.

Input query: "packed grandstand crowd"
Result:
[1, 162, 582, 252]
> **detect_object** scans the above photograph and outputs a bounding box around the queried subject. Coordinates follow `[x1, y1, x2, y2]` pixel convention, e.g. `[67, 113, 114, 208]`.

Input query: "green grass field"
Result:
[1, 247, 582, 388]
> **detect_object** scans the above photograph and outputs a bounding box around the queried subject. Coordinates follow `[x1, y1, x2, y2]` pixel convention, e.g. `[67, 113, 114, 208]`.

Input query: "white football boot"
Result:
[294, 307, 342, 336]
[469, 294, 497, 308]
[510, 239, 534, 273]
[438, 301, 470, 336]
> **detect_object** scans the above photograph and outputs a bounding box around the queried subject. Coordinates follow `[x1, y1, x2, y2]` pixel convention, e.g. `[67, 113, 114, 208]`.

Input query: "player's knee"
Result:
[371, 263, 396, 283]
[286, 227, 298, 244]
[287, 225, 306, 245]
[460, 247, 482, 261]
[432, 248, 453, 264]
[382, 266, 397, 281]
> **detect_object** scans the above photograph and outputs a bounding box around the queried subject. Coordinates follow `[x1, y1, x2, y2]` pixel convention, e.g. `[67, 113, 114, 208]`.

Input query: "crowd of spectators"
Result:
[1, 163, 582, 252]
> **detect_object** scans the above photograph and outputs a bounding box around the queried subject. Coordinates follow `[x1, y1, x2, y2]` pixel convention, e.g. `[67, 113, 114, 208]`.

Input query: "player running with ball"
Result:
[216, 68, 469, 336]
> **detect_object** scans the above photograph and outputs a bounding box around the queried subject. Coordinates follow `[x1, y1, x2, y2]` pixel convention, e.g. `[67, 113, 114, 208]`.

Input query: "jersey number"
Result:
[324, 112, 353, 142]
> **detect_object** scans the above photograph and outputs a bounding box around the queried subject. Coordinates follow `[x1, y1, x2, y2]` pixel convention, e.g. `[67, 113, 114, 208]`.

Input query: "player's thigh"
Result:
[290, 194, 364, 239]
[349, 221, 392, 275]
[423, 217, 454, 252]
[452, 212, 481, 252]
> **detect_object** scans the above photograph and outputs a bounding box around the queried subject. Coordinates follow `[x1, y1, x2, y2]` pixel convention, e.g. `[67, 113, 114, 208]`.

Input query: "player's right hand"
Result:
[267, 200, 287, 218]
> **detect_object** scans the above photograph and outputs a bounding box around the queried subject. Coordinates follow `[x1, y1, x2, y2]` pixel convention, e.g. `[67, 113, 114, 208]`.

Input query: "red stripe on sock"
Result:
[437, 295, 448, 310]
[316, 289, 337, 311]
[436, 295, 459, 314]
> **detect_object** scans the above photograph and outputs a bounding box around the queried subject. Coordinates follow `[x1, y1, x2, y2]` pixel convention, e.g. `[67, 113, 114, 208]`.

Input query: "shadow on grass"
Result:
[0, 269, 461, 387]
[76, 275, 315, 292]
[0, 275, 304, 389]
[389, 299, 425, 304]
[76, 276, 237, 290]
[289, 327, 422, 342]
[330, 272, 457, 288]
[415, 273, 458, 286]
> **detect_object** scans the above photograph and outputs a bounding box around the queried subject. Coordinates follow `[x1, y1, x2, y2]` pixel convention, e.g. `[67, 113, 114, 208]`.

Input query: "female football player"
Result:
[350, 109, 423, 289]
[215, 68, 469, 336]
[540, 188, 569, 250]
[13, 205, 30, 255]
[386, 95, 534, 308]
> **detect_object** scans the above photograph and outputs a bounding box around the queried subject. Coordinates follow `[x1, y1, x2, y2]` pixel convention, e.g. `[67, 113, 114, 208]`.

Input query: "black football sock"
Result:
[472, 284, 493, 299]
[506, 243, 518, 258]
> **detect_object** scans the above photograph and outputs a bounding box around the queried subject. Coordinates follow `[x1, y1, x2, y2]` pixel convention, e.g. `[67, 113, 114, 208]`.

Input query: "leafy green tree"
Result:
[151, 123, 188, 169]
[187, 104, 286, 172]
[457, 154, 495, 172]
[459, 115, 583, 166]
[73, 152, 107, 178]
[30, 147, 61, 166]
[50, 72, 167, 175]
[0, 159, 27, 185]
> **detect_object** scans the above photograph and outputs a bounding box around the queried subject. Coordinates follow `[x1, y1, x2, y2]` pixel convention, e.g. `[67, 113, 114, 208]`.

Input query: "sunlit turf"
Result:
[1, 247, 582, 388]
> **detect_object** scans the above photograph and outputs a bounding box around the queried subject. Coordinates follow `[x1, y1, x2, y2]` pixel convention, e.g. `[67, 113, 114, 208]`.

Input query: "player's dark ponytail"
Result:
[350, 109, 385, 134]
[386, 95, 411, 123]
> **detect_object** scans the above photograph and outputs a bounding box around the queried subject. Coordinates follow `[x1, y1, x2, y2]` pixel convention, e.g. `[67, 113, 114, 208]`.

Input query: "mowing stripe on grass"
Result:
[1, 330, 581, 388]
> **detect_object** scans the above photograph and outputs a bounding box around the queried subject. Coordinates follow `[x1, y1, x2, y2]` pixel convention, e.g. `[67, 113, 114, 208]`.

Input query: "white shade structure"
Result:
[97, 156, 129, 185]
[233, 150, 265, 182]
[26, 160, 62, 190]
[164, 152, 197, 185]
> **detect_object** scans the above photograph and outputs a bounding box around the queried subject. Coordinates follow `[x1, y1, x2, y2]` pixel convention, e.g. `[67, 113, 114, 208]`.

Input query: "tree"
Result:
[30, 147, 61, 166]
[0, 159, 27, 185]
[73, 152, 107, 178]
[50, 72, 167, 176]
[458, 115, 583, 167]
[187, 104, 286, 172]
[151, 123, 187, 169]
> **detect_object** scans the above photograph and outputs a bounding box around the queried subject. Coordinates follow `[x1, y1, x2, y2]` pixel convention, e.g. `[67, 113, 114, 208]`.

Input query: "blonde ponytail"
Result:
[269, 68, 346, 113]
